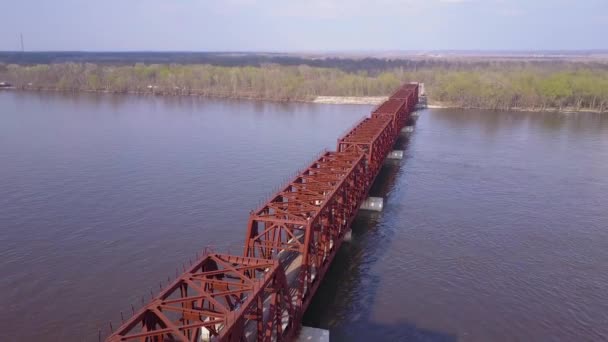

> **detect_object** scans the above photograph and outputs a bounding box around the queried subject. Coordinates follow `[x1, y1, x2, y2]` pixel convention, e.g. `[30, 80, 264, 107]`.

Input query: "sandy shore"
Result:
[427, 104, 448, 109]
[313, 96, 388, 105]
[5, 88, 604, 114]
[425, 102, 605, 114]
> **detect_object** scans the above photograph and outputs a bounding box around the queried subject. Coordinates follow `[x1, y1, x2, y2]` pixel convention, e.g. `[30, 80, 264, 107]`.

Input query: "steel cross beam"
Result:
[372, 99, 408, 131]
[243, 150, 367, 315]
[390, 84, 418, 112]
[337, 116, 395, 181]
[106, 254, 294, 342]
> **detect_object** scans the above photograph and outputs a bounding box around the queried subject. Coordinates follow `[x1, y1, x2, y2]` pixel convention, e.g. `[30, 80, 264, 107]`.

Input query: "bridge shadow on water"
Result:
[303, 117, 458, 342]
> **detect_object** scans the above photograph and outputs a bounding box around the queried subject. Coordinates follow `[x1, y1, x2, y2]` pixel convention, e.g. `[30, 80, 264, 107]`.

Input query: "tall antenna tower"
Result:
[20, 33, 24, 52]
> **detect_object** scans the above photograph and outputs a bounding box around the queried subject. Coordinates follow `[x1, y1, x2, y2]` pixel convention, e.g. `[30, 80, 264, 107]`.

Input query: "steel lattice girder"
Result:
[337, 116, 396, 181]
[402, 83, 419, 100]
[243, 150, 368, 313]
[244, 151, 366, 257]
[372, 99, 408, 130]
[299, 151, 368, 312]
[390, 84, 418, 112]
[106, 254, 295, 342]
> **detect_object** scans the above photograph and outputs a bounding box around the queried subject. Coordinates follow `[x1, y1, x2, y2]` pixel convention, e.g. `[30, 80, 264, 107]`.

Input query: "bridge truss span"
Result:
[243, 150, 369, 314]
[105, 83, 419, 342]
[106, 254, 295, 342]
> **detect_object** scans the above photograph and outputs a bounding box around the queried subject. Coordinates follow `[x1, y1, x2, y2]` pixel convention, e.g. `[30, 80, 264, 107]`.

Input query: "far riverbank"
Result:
[2, 87, 606, 114]
[2, 62, 608, 114]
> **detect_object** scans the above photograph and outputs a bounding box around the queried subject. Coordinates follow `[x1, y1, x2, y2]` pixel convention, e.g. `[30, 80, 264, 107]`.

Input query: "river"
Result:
[1, 92, 607, 341]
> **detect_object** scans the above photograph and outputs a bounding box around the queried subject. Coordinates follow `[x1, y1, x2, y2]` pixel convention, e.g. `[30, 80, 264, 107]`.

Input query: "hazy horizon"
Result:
[1, 0, 606, 52]
[1, 49, 608, 54]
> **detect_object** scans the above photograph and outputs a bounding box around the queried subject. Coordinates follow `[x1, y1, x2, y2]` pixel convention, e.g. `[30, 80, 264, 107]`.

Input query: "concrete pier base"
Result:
[401, 126, 414, 134]
[296, 327, 330, 342]
[360, 197, 384, 211]
[387, 150, 404, 160]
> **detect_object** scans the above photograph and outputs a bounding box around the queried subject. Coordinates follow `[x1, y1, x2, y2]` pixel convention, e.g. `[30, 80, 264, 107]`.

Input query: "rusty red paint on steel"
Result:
[388, 89, 412, 112]
[390, 88, 413, 101]
[337, 116, 395, 183]
[401, 83, 419, 100]
[392, 84, 419, 99]
[106, 253, 295, 342]
[390, 84, 418, 112]
[105, 83, 419, 342]
[372, 98, 408, 129]
[243, 150, 368, 315]
[373, 98, 406, 116]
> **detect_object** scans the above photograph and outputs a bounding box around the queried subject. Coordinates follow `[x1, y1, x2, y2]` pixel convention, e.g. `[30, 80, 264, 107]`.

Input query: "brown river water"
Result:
[1, 92, 607, 341]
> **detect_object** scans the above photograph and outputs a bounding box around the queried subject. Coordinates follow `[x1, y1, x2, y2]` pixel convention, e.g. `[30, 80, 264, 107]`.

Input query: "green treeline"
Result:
[1, 62, 608, 112]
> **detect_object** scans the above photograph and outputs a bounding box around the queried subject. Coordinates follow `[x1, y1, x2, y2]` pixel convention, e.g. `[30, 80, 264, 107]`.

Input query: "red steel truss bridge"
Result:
[105, 83, 419, 342]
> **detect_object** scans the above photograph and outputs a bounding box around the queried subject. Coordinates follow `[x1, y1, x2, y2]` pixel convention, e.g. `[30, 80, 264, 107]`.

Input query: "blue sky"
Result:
[0, 0, 606, 51]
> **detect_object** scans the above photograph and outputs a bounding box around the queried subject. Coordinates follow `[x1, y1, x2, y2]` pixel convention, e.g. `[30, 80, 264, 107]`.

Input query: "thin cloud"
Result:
[261, 0, 431, 19]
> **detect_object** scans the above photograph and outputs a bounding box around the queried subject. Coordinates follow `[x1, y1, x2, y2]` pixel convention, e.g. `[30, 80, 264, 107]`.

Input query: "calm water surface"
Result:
[1, 92, 607, 341]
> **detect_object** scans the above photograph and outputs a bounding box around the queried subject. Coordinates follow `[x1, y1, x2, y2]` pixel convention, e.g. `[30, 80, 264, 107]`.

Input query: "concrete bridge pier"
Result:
[360, 197, 384, 211]
[401, 126, 414, 134]
[296, 327, 330, 342]
[387, 150, 404, 160]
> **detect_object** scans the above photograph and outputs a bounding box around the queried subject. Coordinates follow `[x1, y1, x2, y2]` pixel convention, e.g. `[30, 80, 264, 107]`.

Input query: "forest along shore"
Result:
[3, 86, 606, 114]
[1, 61, 607, 113]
